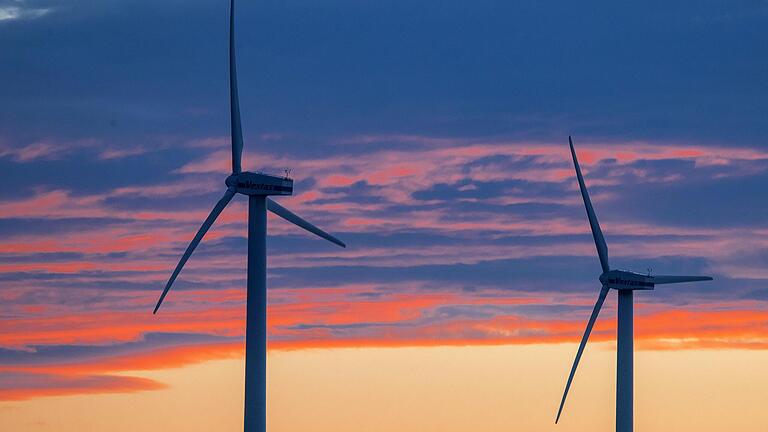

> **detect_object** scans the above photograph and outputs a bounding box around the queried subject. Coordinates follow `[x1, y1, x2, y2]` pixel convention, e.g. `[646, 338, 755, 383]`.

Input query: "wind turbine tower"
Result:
[152, 1, 346, 432]
[555, 137, 712, 432]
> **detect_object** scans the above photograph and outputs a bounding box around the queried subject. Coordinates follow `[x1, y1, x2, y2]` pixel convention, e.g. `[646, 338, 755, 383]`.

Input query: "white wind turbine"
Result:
[152, 1, 346, 431]
[555, 137, 712, 432]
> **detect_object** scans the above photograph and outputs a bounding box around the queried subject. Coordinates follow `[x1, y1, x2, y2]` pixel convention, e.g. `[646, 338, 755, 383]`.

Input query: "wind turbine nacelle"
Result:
[599, 270, 655, 291]
[226, 172, 293, 196]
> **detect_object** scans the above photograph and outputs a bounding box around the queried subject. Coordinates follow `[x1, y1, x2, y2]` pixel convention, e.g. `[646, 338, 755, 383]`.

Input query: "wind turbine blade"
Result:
[555, 285, 610, 424]
[266, 199, 346, 248]
[651, 275, 713, 285]
[153, 188, 237, 314]
[229, 0, 243, 174]
[569, 136, 609, 273]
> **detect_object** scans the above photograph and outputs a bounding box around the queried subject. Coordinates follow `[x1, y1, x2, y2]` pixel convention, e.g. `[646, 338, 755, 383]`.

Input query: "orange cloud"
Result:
[0, 374, 166, 401]
[3, 134, 768, 404]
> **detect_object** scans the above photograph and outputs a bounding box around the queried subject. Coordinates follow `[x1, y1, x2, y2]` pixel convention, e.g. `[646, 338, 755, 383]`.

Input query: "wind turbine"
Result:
[152, 1, 346, 431]
[555, 137, 712, 432]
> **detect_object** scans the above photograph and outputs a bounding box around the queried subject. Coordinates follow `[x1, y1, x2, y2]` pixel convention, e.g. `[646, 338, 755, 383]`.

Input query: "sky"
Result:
[1, 0, 767, 430]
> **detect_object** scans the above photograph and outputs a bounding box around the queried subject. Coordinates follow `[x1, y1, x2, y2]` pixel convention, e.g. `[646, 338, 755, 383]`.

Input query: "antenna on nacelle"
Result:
[647, 267, 653, 276]
[284, 168, 293, 178]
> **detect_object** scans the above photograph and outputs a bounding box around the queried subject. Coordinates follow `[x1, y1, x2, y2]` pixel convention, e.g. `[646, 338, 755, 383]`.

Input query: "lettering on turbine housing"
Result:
[226, 172, 294, 196]
[608, 278, 654, 288]
[237, 180, 292, 192]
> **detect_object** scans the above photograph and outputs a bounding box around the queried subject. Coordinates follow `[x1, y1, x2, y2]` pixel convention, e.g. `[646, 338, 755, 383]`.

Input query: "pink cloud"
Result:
[3, 132, 768, 405]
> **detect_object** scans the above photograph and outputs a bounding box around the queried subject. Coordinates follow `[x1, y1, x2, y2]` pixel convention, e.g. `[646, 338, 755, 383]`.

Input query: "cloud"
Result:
[0, 372, 163, 401]
[0, 0, 766, 404]
[0, 141, 66, 161]
[2, 133, 768, 400]
[0, 333, 244, 400]
[0, 3, 51, 22]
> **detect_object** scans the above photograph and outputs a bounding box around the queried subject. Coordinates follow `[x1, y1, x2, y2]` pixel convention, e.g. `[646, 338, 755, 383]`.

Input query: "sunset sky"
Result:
[1, 0, 768, 431]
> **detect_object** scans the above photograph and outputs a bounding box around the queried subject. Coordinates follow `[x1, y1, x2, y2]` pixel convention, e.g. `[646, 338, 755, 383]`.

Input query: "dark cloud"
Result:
[603, 168, 768, 228]
[0, 332, 236, 365]
[0, 0, 765, 146]
[0, 150, 187, 199]
[0, 217, 132, 237]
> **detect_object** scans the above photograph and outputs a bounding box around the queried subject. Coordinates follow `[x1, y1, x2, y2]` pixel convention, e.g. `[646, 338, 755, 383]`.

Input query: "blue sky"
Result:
[2, 0, 767, 146]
